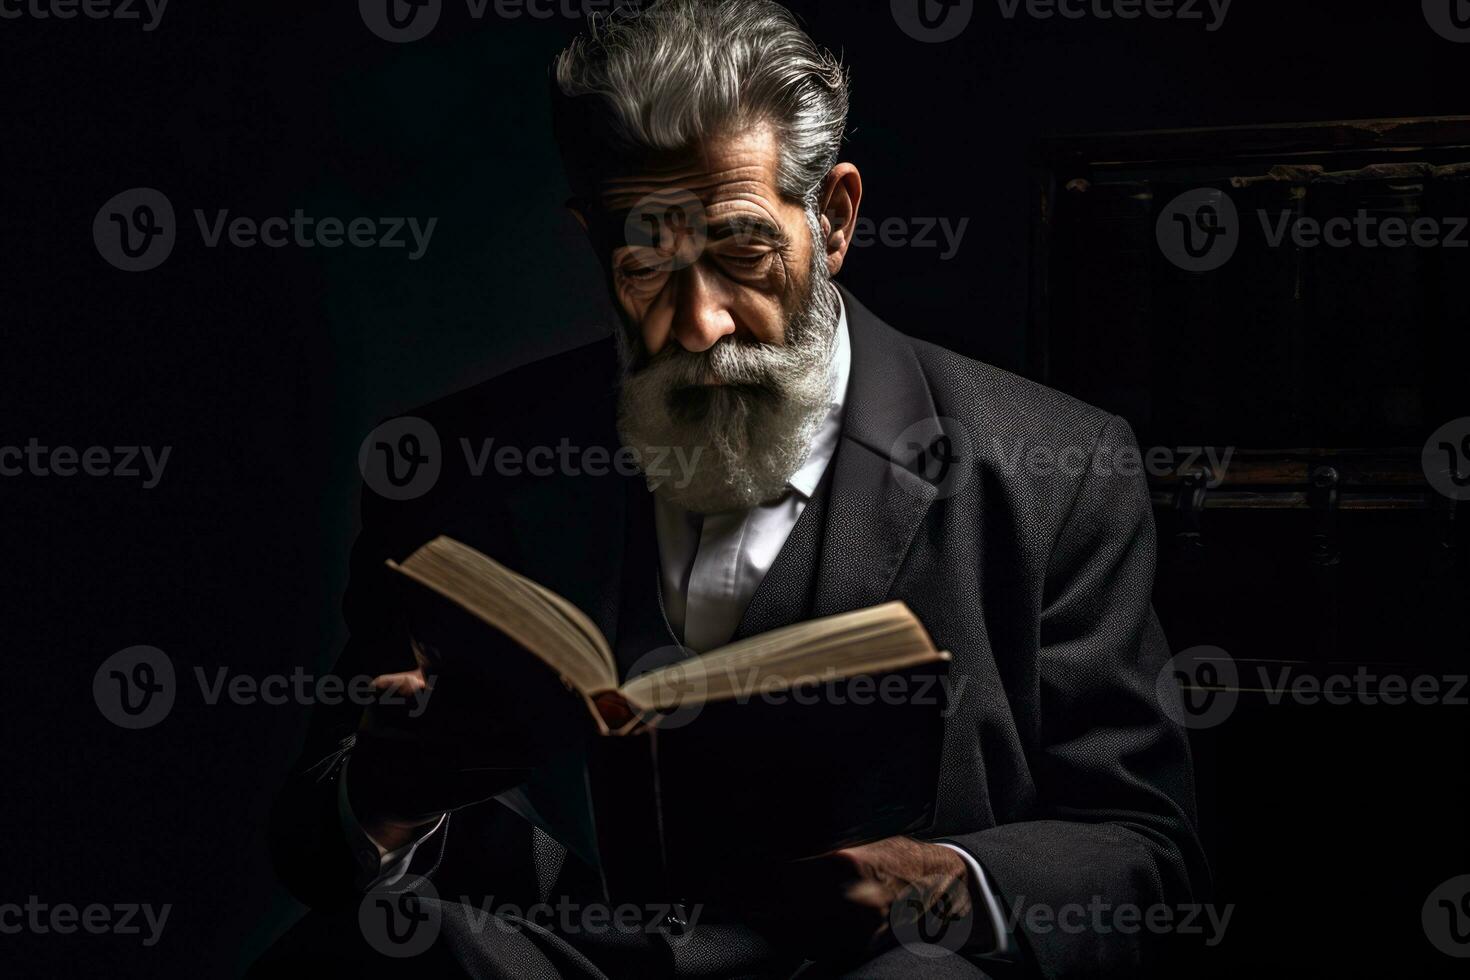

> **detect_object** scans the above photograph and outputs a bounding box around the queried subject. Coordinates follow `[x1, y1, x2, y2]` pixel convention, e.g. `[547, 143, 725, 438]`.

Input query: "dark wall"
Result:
[3, 2, 1465, 976]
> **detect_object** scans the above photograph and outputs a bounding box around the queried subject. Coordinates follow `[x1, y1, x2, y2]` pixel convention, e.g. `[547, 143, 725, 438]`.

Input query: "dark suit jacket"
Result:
[269, 286, 1208, 978]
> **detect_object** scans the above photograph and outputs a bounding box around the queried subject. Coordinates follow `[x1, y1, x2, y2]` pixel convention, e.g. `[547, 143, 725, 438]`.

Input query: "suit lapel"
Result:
[811, 286, 944, 618]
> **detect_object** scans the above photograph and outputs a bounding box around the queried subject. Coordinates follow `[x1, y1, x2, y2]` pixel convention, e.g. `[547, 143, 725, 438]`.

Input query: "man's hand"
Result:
[347, 669, 443, 851]
[347, 666, 534, 850]
[725, 836, 989, 964]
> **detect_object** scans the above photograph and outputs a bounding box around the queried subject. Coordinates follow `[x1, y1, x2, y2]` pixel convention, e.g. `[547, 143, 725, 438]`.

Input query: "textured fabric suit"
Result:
[263, 286, 1208, 978]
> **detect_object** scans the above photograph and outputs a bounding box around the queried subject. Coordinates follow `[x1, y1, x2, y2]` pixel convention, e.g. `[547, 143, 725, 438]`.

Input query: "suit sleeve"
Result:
[266, 484, 423, 908]
[942, 414, 1210, 977]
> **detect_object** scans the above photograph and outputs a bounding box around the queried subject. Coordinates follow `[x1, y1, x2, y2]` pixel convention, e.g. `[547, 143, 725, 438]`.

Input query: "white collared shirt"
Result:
[653, 295, 853, 652]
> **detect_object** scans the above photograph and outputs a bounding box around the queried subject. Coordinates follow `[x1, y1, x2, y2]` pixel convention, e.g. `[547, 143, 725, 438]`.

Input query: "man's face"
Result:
[592, 123, 850, 514]
[599, 122, 817, 361]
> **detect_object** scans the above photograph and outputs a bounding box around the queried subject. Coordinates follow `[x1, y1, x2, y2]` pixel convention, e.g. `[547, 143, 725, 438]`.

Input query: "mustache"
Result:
[634, 337, 805, 390]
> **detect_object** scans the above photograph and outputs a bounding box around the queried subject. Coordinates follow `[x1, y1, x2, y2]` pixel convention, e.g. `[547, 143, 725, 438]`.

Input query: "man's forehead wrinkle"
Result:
[601, 168, 777, 211]
[598, 123, 781, 209]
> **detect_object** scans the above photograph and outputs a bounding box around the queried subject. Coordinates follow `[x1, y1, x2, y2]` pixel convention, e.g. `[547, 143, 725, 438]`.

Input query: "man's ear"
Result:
[818, 163, 862, 278]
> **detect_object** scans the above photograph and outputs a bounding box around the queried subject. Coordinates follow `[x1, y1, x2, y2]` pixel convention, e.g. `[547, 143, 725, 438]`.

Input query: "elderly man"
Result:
[259, 2, 1207, 977]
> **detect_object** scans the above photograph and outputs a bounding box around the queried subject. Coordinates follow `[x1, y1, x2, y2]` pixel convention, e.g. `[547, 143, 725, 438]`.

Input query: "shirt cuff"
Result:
[935, 841, 1016, 960]
[337, 756, 446, 890]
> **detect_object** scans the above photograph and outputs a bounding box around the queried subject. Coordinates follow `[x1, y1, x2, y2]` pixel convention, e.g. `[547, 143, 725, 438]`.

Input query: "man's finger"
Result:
[371, 669, 428, 696]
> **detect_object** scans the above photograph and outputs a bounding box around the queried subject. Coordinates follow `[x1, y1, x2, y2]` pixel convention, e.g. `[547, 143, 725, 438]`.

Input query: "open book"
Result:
[383, 535, 953, 900]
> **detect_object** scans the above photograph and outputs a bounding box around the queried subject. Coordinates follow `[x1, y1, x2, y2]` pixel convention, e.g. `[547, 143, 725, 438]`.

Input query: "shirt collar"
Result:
[785, 289, 851, 500]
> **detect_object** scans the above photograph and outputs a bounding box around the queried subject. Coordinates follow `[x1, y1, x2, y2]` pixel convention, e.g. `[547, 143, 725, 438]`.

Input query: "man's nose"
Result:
[669, 265, 736, 353]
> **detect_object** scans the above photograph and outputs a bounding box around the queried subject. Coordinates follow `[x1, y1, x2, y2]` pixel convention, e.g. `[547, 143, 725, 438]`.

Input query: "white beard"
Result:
[616, 244, 840, 514]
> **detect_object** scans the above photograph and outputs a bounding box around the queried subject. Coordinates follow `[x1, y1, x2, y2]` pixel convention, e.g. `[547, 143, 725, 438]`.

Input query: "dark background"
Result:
[3, 1, 1467, 976]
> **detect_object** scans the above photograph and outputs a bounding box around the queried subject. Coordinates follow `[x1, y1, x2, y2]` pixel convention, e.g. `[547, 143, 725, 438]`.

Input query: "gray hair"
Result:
[551, 0, 849, 209]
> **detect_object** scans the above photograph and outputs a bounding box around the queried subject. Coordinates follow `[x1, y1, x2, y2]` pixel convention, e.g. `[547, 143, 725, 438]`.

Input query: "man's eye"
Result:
[620, 264, 664, 282]
[719, 250, 773, 270]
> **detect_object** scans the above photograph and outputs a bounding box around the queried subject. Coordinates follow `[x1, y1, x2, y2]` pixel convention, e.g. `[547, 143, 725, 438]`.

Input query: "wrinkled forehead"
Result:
[587, 124, 796, 251]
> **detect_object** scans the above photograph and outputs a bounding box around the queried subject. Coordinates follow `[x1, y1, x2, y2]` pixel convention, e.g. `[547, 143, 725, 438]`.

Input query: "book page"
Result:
[619, 601, 949, 712]
[389, 536, 617, 696]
